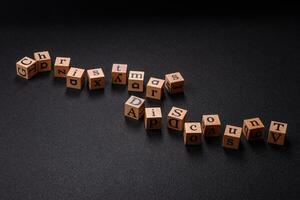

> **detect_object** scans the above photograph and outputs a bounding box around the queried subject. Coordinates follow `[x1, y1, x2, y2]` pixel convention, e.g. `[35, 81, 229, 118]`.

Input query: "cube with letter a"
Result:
[87, 68, 105, 90]
[267, 121, 288, 145]
[165, 72, 184, 94]
[202, 114, 221, 137]
[34, 51, 51, 72]
[146, 77, 165, 100]
[66, 67, 85, 90]
[145, 107, 162, 129]
[124, 95, 145, 120]
[167, 106, 187, 131]
[243, 117, 265, 141]
[184, 122, 203, 145]
[111, 64, 127, 85]
[16, 56, 38, 79]
[222, 125, 242, 150]
[54, 57, 71, 77]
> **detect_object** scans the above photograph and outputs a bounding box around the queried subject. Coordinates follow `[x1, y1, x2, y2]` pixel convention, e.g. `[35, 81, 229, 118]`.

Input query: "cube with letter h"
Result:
[267, 121, 288, 145]
[111, 64, 127, 85]
[167, 106, 187, 131]
[34, 51, 51, 72]
[222, 125, 242, 150]
[66, 67, 85, 90]
[128, 71, 145, 92]
[184, 122, 203, 145]
[16, 56, 38, 79]
[124, 95, 145, 120]
[243, 117, 265, 141]
[87, 68, 105, 90]
[145, 107, 162, 129]
[165, 72, 184, 94]
[146, 77, 165, 100]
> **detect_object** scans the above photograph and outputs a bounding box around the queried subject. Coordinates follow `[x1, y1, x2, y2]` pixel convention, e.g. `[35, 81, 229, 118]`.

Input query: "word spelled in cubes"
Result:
[124, 95, 145, 120]
[243, 117, 265, 141]
[66, 67, 85, 90]
[144, 107, 162, 129]
[34, 51, 51, 72]
[165, 72, 184, 94]
[87, 68, 105, 90]
[202, 114, 221, 137]
[167, 106, 187, 131]
[184, 122, 203, 145]
[222, 125, 242, 150]
[267, 121, 288, 145]
[16, 57, 38, 80]
[146, 77, 165, 100]
[128, 71, 145, 92]
[111, 64, 127, 85]
[54, 57, 71, 77]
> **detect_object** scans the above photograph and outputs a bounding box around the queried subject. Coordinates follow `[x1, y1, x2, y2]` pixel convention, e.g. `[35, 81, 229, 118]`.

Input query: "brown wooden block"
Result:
[16, 56, 38, 79]
[146, 77, 165, 100]
[165, 72, 184, 94]
[144, 107, 162, 129]
[243, 117, 265, 141]
[124, 95, 145, 120]
[66, 67, 85, 90]
[202, 114, 221, 137]
[267, 121, 288, 145]
[167, 106, 187, 131]
[222, 125, 242, 150]
[87, 68, 105, 90]
[111, 64, 127, 85]
[34, 51, 51, 72]
[128, 71, 145, 92]
[54, 57, 71, 77]
[184, 122, 203, 145]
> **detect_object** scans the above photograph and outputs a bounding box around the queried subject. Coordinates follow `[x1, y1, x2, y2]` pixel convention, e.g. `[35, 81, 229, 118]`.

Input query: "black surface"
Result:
[1, 14, 300, 200]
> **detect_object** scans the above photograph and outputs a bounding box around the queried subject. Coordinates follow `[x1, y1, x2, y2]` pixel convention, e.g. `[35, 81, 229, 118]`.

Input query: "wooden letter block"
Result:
[146, 77, 165, 100]
[87, 68, 105, 90]
[124, 95, 145, 120]
[243, 117, 265, 141]
[16, 56, 38, 79]
[222, 125, 242, 150]
[54, 57, 71, 77]
[202, 114, 221, 137]
[165, 72, 184, 94]
[167, 106, 187, 131]
[144, 107, 162, 129]
[267, 121, 288, 145]
[128, 71, 145, 92]
[184, 122, 203, 145]
[66, 67, 85, 90]
[34, 51, 51, 72]
[111, 64, 127, 85]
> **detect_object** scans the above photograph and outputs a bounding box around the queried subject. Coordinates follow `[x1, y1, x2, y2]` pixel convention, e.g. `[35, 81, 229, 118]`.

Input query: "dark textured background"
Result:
[1, 1, 300, 199]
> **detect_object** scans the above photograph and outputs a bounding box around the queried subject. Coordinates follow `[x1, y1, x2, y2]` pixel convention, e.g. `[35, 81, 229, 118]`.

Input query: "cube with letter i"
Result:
[66, 67, 85, 90]
[145, 107, 162, 129]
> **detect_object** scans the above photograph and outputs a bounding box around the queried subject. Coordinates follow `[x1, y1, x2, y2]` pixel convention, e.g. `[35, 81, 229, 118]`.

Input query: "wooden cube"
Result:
[184, 122, 203, 145]
[66, 67, 85, 90]
[243, 117, 265, 141]
[34, 51, 51, 72]
[111, 64, 127, 85]
[222, 125, 242, 150]
[144, 107, 162, 129]
[165, 72, 184, 94]
[16, 56, 38, 79]
[167, 106, 187, 131]
[146, 77, 165, 100]
[54, 57, 71, 77]
[267, 121, 288, 145]
[87, 68, 105, 90]
[124, 95, 145, 120]
[128, 71, 145, 92]
[202, 114, 221, 137]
